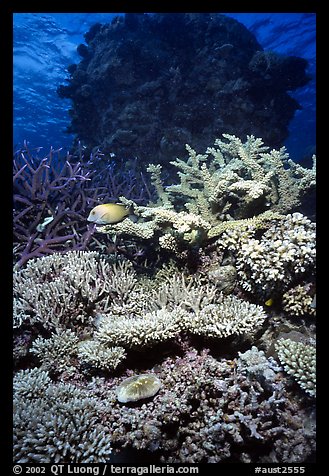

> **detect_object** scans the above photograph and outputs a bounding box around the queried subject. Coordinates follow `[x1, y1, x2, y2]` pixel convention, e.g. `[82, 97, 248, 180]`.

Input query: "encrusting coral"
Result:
[90, 348, 315, 463]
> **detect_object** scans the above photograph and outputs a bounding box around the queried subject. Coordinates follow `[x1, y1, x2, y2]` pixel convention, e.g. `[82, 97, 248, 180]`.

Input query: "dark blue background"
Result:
[13, 13, 316, 162]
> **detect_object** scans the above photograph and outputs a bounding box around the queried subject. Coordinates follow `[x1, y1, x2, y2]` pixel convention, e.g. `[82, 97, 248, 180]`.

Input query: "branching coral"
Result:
[13, 369, 112, 463]
[275, 338, 316, 397]
[14, 251, 111, 329]
[13, 251, 138, 330]
[12, 242, 316, 463]
[95, 289, 266, 349]
[14, 249, 267, 379]
[237, 346, 281, 384]
[165, 135, 315, 218]
[13, 368, 52, 399]
[13, 144, 152, 269]
[95, 306, 188, 349]
[97, 200, 211, 256]
[94, 135, 315, 259]
[186, 294, 267, 339]
[30, 329, 79, 375]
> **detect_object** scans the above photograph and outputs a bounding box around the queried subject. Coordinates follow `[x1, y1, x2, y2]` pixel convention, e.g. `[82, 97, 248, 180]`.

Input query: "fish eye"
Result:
[91, 211, 95, 215]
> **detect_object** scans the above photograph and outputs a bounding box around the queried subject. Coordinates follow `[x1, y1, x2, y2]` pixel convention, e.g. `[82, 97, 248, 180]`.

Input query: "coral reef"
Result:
[58, 13, 310, 163]
[275, 338, 316, 397]
[14, 250, 266, 365]
[13, 246, 316, 463]
[282, 284, 316, 317]
[93, 349, 315, 463]
[13, 144, 151, 269]
[13, 369, 112, 463]
[95, 135, 315, 262]
[217, 212, 316, 299]
[13, 130, 316, 463]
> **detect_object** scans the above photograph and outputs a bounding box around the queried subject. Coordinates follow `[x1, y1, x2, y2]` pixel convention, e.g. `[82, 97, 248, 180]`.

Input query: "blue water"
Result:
[13, 12, 316, 162]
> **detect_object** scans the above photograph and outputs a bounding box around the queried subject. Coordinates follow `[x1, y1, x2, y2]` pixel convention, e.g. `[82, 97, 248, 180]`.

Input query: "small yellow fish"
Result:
[87, 203, 130, 225]
[265, 298, 274, 307]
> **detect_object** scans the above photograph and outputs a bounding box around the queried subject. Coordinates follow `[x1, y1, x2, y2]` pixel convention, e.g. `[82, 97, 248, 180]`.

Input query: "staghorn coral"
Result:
[217, 212, 316, 298]
[13, 370, 112, 463]
[275, 338, 316, 397]
[13, 144, 152, 269]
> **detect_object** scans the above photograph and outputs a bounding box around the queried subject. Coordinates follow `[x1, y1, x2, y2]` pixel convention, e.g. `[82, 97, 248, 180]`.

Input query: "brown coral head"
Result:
[116, 374, 161, 403]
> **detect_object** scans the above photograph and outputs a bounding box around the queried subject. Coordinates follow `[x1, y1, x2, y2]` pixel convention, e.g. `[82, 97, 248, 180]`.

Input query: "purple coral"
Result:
[13, 143, 152, 268]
